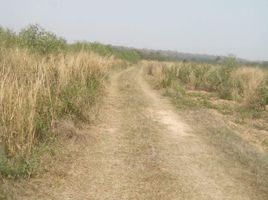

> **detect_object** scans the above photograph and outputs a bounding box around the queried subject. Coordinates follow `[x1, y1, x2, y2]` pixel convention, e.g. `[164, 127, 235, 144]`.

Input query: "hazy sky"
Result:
[1, 0, 268, 61]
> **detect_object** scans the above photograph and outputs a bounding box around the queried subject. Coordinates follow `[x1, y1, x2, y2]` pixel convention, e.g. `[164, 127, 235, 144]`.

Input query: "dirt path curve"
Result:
[29, 66, 267, 199]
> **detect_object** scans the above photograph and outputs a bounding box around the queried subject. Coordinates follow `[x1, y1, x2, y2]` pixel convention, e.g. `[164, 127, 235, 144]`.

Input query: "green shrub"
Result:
[0, 27, 17, 48]
[18, 24, 67, 54]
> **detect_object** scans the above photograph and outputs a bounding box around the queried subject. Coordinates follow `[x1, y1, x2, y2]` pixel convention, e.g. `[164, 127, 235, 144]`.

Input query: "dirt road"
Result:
[19, 67, 268, 199]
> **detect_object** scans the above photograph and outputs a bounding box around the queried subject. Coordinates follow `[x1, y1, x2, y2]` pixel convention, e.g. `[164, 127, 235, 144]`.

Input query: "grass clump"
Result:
[0, 157, 38, 179]
[0, 49, 117, 160]
[0, 25, 127, 178]
[0, 23, 139, 199]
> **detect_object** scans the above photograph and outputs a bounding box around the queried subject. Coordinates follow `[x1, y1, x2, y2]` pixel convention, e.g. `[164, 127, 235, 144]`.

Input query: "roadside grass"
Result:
[0, 25, 129, 179]
[144, 59, 268, 144]
[144, 61, 268, 193]
[0, 50, 112, 179]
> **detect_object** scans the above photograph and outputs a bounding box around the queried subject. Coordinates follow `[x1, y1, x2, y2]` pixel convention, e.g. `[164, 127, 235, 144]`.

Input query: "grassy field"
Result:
[144, 60, 268, 148]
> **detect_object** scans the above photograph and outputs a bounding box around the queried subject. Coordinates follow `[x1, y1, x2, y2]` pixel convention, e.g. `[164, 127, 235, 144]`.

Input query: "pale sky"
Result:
[1, 0, 268, 61]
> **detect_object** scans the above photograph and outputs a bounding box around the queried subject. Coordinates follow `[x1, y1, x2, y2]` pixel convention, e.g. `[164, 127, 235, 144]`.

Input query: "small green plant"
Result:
[0, 157, 38, 179]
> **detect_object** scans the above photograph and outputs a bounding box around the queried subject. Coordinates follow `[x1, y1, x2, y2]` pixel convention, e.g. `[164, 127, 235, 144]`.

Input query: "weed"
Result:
[0, 157, 38, 179]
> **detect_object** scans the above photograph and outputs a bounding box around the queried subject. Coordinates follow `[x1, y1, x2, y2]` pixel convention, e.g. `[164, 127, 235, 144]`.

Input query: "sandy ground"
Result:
[9, 66, 268, 199]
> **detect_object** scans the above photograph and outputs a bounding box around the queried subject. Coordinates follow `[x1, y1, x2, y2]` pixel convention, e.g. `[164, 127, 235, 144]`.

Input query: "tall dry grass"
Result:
[0, 48, 121, 158]
[144, 60, 268, 111]
[231, 68, 266, 105]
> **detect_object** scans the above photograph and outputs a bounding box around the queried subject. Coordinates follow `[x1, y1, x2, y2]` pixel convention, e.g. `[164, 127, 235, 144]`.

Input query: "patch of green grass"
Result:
[215, 103, 234, 115]
[0, 190, 7, 200]
[166, 82, 218, 110]
[56, 75, 102, 122]
[236, 106, 264, 119]
[198, 98, 214, 109]
[0, 157, 38, 179]
[262, 138, 268, 148]
[188, 91, 214, 98]
[0, 140, 58, 179]
[187, 92, 215, 109]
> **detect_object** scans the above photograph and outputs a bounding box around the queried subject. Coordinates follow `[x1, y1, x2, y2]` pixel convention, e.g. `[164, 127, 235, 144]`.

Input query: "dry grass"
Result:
[231, 67, 266, 103]
[0, 48, 122, 159]
[144, 60, 268, 110]
[144, 60, 268, 146]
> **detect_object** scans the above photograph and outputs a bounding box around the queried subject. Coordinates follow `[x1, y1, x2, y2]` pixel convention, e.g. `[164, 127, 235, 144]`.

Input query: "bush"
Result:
[0, 27, 17, 48]
[18, 24, 67, 54]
